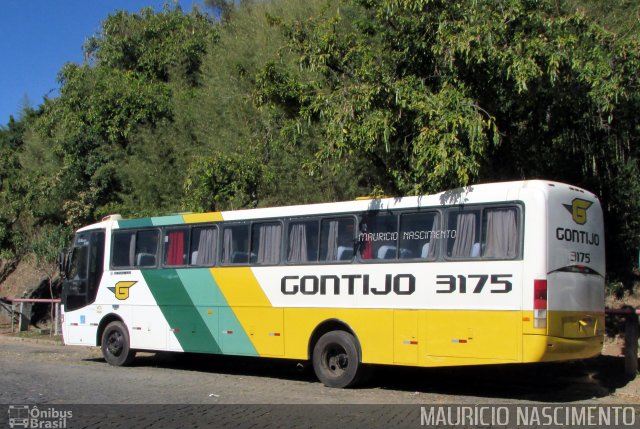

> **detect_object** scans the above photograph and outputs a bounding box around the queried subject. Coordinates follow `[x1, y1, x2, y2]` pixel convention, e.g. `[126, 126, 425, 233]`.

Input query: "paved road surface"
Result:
[1, 335, 639, 428]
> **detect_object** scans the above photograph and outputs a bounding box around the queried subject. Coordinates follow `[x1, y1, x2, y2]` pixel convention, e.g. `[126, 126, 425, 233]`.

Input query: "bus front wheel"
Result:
[312, 330, 363, 388]
[101, 321, 136, 366]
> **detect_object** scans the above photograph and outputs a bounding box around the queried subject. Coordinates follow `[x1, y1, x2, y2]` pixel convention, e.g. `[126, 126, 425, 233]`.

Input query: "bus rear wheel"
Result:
[101, 321, 136, 366]
[312, 330, 363, 388]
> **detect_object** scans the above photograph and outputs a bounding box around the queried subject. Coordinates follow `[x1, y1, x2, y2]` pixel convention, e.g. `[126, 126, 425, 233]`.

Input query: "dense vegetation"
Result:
[0, 0, 638, 290]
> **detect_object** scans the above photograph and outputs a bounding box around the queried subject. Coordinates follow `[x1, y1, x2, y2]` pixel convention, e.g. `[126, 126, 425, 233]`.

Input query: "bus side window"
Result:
[111, 231, 136, 268]
[482, 207, 518, 259]
[251, 222, 282, 265]
[447, 209, 481, 258]
[358, 212, 398, 260]
[221, 224, 250, 264]
[190, 226, 218, 266]
[287, 220, 319, 263]
[398, 212, 439, 260]
[163, 227, 190, 266]
[135, 230, 159, 267]
[319, 217, 354, 262]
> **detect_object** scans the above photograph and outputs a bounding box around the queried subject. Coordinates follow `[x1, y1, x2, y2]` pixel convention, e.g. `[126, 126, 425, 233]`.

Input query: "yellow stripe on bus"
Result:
[210, 267, 282, 356]
[182, 212, 223, 223]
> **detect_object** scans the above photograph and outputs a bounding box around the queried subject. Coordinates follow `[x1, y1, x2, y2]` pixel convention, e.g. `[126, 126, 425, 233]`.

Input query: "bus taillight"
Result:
[533, 279, 547, 329]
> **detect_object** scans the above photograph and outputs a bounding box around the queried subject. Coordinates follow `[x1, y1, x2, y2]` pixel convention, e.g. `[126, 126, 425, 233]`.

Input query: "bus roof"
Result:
[77, 180, 597, 232]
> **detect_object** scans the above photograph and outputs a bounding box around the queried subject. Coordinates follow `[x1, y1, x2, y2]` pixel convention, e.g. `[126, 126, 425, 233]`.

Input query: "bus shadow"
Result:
[368, 355, 631, 402]
[84, 353, 632, 402]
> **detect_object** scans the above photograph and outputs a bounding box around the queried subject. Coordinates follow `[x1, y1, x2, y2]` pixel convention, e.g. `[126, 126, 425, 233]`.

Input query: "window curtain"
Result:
[325, 220, 339, 261]
[360, 222, 373, 260]
[288, 223, 308, 263]
[196, 228, 217, 265]
[167, 231, 185, 265]
[451, 213, 476, 257]
[484, 209, 517, 258]
[257, 224, 282, 264]
[128, 233, 136, 266]
[427, 218, 438, 258]
[222, 228, 234, 264]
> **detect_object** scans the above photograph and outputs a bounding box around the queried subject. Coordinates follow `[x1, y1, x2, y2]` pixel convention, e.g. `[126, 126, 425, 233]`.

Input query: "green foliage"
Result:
[85, 6, 217, 85]
[565, 0, 640, 40]
[0, 0, 638, 288]
[0, 119, 25, 257]
[29, 224, 72, 266]
[252, 0, 640, 282]
[183, 152, 264, 212]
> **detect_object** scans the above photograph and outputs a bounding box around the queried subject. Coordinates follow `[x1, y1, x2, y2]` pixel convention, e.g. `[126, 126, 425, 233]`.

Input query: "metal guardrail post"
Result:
[18, 302, 33, 332]
[54, 303, 60, 336]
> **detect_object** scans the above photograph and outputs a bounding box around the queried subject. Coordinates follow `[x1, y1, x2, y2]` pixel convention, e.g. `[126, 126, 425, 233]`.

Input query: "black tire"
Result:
[312, 330, 363, 388]
[101, 321, 136, 366]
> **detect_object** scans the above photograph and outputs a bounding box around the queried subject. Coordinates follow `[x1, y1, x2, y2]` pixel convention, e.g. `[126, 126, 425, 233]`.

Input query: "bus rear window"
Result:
[482, 207, 518, 259]
[446, 206, 519, 259]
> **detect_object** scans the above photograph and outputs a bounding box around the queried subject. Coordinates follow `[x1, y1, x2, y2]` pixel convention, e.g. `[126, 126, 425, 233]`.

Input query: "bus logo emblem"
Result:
[563, 198, 593, 225]
[108, 281, 137, 300]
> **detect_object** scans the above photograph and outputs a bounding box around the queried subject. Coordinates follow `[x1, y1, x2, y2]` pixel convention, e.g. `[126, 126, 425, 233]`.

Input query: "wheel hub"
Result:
[327, 348, 348, 374]
[107, 331, 123, 356]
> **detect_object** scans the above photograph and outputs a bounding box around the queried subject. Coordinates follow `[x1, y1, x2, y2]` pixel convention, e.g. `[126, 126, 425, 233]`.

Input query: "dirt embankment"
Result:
[0, 259, 55, 300]
[0, 259, 58, 329]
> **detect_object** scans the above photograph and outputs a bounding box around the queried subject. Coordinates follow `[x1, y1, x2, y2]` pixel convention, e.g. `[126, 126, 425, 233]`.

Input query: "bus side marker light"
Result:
[402, 340, 418, 345]
[451, 339, 467, 343]
[268, 332, 281, 336]
[223, 330, 233, 335]
[207, 309, 213, 314]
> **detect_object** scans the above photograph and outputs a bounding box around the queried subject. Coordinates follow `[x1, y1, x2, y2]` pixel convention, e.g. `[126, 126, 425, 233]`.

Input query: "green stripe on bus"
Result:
[176, 269, 257, 356]
[142, 269, 221, 354]
[142, 269, 257, 356]
[117, 218, 154, 229]
[151, 215, 185, 226]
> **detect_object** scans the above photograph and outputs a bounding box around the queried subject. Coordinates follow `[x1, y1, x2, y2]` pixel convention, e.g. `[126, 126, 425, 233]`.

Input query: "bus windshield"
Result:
[68, 245, 89, 280]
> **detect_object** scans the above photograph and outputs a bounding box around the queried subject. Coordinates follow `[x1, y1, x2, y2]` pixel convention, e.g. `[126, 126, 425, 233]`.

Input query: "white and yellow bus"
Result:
[60, 180, 605, 387]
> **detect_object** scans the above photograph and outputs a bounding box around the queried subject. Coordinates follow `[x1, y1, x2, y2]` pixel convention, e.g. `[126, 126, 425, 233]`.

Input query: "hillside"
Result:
[0, 0, 638, 297]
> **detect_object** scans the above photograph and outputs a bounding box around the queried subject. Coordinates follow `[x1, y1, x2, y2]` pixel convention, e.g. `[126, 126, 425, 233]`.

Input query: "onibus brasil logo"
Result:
[7, 405, 72, 429]
[563, 198, 593, 225]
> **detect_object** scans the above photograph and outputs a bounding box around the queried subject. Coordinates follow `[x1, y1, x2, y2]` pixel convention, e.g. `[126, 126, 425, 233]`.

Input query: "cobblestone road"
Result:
[1, 335, 639, 428]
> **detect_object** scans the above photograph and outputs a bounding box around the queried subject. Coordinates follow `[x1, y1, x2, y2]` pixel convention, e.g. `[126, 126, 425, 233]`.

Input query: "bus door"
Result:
[61, 230, 105, 343]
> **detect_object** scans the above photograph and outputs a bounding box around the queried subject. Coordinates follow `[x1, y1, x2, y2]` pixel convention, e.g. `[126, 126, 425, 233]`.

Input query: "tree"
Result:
[256, 0, 640, 283]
